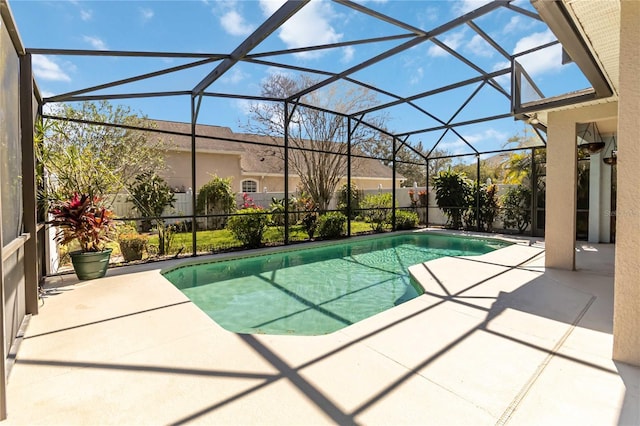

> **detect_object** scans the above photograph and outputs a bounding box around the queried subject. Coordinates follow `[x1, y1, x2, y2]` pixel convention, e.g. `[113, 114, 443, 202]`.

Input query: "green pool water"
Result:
[162, 233, 507, 335]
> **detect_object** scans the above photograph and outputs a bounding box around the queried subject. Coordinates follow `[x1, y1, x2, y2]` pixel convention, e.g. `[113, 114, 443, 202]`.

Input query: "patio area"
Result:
[3, 234, 638, 425]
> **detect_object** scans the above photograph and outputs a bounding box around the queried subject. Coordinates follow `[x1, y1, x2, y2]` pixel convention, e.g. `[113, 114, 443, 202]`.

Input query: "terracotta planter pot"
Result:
[70, 249, 112, 280]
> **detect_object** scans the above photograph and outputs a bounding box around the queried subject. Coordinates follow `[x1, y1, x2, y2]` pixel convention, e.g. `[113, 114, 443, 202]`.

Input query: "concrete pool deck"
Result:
[3, 233, 639, 425]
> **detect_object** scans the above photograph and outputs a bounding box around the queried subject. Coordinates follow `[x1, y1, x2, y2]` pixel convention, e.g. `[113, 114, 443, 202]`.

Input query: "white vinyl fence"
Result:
[110, 185, 520, 229]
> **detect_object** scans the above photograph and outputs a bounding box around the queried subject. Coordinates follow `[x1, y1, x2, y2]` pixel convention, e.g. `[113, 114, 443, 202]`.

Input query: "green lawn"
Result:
[145, 220, 379, 255]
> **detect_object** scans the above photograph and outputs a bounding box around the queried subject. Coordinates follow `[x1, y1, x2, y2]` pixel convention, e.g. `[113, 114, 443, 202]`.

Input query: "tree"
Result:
[432, 169, 472, 229]
[500, 127, 546, 186]
[360, 136, 452, 187]
[244, 74, 386, 210]
[452, 158, 503, 184]
[37, 101, 166, 207]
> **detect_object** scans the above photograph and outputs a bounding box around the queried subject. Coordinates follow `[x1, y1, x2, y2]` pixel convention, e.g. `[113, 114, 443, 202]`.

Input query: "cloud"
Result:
[260, 0, 342, 59]
[234, 99, 252, 115]
[220, 9, 255, 36]
[503, 16, 536, 35]
[410, 67, 424, 85]
[466, 34, 494, 58]
[503, 16, 521, 34]
[82, 35, 107, 50]
[140, 7, 154, 22]
[453, 0, 492, 15]
[512, 29, 562, 76]
[80, 9, 92, 21]
[32, 56, 71, 82]
[461, 128, 509, 144]
[439, 138, 472, 156]
[427, 30, 465, 57]
[221, 68, 250, 84]
[341, 46, 355, 63]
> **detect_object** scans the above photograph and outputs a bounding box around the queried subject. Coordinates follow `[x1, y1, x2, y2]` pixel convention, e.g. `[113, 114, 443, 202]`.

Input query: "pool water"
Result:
[162, 233, 507, 335]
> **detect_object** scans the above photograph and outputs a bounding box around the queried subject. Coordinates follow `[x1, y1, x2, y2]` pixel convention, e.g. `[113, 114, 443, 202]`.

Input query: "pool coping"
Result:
[159, 228, 535, 275]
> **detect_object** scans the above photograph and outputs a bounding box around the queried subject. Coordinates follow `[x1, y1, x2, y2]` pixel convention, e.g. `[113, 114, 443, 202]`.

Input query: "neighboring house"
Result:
[150, 120, 404, 194]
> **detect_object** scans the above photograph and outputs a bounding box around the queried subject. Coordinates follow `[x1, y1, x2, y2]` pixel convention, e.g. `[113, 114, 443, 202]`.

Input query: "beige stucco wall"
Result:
[238, 175, 402, 194]
[613, 0, 640, 366]
[163, 150, 402, 195]
[161, 151, 242, 192]
[545, 102, 618, 270]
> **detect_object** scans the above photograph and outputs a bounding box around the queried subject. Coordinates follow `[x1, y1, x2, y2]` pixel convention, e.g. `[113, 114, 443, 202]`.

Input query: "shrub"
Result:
[269, 196, 297, 227]
[463, 183, 500, 231]
[118, 233, 148, 262]
[361, 192, 393, 232]
[433, 169, 472, 229]
[501, 185, 532, 233]
[337, 183, 362, 219]
[395, 210, 419, 230]
[116, 221, 138, 236]
[482, 184, 499, 232]
[127, 173, 175, 232]
[317, 212, 347, 239]
[196, 175, 235, 230]
[227, 208, 269, 248]
[298, 195, 318, 239]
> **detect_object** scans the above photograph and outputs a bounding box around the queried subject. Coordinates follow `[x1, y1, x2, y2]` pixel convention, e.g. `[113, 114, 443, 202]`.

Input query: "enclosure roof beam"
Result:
[244, 58, 336, 78]
[192, 0, 309, 96]
[426, 129, 450, 159]
[46, 57, 220, 103]
[445, 82, 486, 126]
[398, 113, 513, 138]
[287, 0, 509, 102]
[56, 91, 191, 103]
[427, 145, 545, 161]
[244, 33, 415, 59]
[506, 3, 543, 21]
[286, 35, 428, 102]
[449, 127, 479, 155]
[333, 0, 427, 36]
[352, 68, 510, 117]
[200, 92, 284, 102]
[342, 77, 447, 127]
[466, 21, 511, 60]
[430, 37, 510, 99]
[26, 48, 228, 59]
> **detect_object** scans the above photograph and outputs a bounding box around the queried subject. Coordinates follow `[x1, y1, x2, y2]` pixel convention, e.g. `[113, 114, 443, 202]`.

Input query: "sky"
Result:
[9, 0, 592, 160]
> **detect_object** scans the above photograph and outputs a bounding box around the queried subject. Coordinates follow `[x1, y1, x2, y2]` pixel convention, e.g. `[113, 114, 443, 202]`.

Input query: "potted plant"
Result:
[49, 193, 116, 280]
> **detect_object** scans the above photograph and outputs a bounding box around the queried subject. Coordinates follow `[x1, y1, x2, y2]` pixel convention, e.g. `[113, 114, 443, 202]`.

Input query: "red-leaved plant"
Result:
[49, 193, 115, 252]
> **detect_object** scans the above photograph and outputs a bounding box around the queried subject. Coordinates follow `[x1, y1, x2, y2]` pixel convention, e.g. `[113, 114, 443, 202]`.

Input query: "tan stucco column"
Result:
[545, 111, 578, 270]
[613, 0, 640, 366]
[545, 103, 618, 270]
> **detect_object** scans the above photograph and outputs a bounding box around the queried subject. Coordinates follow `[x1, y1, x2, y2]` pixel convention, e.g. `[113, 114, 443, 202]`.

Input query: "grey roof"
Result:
[151, 119, 398, 179]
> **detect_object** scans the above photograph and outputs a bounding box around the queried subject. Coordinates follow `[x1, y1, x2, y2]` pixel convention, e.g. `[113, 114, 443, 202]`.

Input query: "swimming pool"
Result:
[162, 233, 508, 335]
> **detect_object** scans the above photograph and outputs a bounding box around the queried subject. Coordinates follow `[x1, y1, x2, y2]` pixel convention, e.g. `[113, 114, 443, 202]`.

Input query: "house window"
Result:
[242, 180, 258, 193]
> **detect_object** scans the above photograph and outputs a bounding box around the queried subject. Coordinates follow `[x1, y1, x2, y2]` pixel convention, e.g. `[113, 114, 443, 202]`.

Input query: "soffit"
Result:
[563, 0, 620, 95]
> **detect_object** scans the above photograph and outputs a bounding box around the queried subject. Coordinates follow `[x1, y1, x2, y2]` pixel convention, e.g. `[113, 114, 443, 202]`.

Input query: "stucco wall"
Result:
[162, 151, 402, 194]
[162, 151, 242, 192]
[613, 0, 640, 366]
